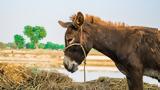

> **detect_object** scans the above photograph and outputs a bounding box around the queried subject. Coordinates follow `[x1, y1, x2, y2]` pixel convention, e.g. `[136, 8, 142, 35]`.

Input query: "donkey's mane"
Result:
[70, 14, 158, 31]
[85, 14, 127, 28]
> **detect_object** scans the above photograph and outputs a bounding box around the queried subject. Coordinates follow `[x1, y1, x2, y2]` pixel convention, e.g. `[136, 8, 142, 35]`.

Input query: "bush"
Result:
[44, 42, 54, 49]
[44, 42, 64, 50]
[38, 43, 45, 49]
[7, 42, 17, 49]
[0, 42, 7, 49]
[26, 42, 35, 49]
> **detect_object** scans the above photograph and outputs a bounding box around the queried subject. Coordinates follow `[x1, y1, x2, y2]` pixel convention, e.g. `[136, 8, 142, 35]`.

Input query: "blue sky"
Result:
[0, 0, 160, 44]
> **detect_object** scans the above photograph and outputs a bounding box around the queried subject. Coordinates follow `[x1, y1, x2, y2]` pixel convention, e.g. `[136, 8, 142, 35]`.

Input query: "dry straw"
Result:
[0, 63, 158, 90]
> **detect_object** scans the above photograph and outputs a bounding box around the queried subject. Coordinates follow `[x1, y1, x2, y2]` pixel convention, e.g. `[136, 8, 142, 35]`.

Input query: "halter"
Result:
[64, 26, 87, 82]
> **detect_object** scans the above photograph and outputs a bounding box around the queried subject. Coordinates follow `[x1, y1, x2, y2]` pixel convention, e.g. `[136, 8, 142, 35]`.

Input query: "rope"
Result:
[80, 26, 86, 82]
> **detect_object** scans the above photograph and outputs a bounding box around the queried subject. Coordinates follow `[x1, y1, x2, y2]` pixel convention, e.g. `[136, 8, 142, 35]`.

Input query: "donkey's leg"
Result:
[126, 71, 143, 90]
[126, 53, 143, 90]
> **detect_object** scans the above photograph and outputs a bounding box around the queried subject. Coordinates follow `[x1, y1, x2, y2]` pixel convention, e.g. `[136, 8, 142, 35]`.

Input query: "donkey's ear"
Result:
[74, 12, 84, 27]
[58, 20, 71, 28]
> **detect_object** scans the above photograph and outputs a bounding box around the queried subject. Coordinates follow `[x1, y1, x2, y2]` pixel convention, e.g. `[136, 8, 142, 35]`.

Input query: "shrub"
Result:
[26, 42, 35, 49]
[44, 42, 64, 50]
[7, 42, 17, 49]
[0, 42, 7, 49]
[38, 43, 45, 49]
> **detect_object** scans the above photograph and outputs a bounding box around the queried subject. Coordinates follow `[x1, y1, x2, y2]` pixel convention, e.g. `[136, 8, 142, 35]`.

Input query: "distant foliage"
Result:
[14, 34, 25, 49]
[0, 42, 7, 49]
[7, 42, 17, 49]
[44, 42, 54, 49]
[44, 42, 64, 50]
[25, 42, 64, 50]
[11, 25, 64, 50]
[24, 25, 47, 49]
[26, 42, 35, 49]
[38, 43, 45, 49]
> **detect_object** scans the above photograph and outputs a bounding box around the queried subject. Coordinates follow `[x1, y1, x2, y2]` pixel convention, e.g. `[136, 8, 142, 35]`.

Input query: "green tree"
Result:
[24, 25, 47, 49]
[14, 34, 25, 49]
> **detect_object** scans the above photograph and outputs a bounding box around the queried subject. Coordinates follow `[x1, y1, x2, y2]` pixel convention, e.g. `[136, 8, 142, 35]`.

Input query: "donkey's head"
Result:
[58, 12, 93, 73]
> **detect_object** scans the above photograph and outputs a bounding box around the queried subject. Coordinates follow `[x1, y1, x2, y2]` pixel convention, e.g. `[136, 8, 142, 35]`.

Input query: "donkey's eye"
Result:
[68, 39, 73, 43]
[73, 29, 77, 31]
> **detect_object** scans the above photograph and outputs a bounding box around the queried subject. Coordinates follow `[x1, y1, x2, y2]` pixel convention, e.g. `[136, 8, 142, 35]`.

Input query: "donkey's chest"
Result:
[144, 69, 160, 80]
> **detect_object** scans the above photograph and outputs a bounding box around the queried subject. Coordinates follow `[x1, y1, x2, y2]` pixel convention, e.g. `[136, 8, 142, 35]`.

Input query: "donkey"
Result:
[58, 12, 160, 90]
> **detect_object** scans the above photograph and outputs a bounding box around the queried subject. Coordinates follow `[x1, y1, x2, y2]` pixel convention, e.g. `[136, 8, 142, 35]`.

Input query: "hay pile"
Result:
[0, 63, 72, 90]
[0, 64, 159, 90]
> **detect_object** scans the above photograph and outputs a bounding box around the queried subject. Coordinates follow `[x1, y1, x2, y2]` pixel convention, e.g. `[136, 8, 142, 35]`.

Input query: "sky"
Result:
[0, 0, 160, 44]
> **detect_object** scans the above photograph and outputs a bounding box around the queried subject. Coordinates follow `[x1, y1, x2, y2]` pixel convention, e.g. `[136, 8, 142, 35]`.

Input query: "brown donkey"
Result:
[58, 12, 160, 90]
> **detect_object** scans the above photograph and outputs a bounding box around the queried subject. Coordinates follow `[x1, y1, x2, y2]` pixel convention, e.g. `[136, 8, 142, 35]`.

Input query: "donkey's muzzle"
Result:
[63, 56, 78, 73]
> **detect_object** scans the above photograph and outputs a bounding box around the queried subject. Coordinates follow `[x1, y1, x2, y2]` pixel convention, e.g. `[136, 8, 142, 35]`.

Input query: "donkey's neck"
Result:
[90, 25, 124, 59]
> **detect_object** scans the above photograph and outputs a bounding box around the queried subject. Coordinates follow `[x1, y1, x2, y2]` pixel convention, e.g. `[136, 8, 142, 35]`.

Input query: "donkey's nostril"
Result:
[72, 63, 75, 67]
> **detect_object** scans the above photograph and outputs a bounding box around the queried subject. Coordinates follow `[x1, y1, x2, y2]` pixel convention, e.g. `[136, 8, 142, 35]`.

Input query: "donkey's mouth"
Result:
[64, 62, 78, 73]
[63, 56, 79, 73]
[69, 65, 78, 73]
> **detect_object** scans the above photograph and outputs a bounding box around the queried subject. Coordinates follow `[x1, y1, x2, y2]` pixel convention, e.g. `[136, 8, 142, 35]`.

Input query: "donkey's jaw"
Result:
[63, 56, 78, 73]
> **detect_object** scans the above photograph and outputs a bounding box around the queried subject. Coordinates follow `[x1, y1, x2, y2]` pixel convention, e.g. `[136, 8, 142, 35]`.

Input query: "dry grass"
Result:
[0, 63, 159, 90]
[0, 63, 72, 90]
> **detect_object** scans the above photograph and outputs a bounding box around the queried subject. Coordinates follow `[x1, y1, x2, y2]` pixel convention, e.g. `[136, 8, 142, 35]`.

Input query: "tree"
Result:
[14, 34, 25, 49]
[24, 25, 47, 49]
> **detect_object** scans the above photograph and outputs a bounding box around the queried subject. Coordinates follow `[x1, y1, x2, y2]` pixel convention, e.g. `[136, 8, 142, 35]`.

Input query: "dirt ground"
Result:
[0, 64, 159, 90]
[0, 49, 115, 67]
